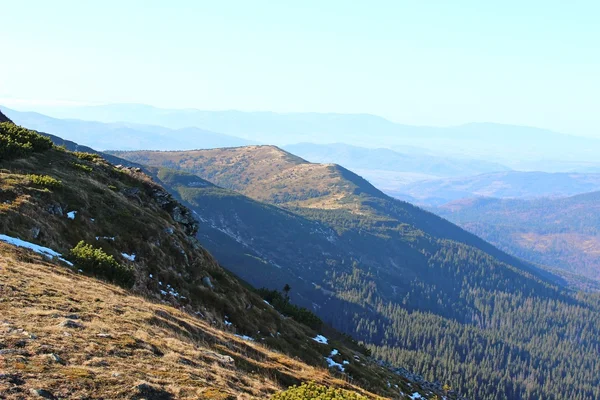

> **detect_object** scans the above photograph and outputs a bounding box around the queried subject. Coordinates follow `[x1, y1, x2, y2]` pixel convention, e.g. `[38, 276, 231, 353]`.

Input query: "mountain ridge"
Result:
[112, 146, 600, 400]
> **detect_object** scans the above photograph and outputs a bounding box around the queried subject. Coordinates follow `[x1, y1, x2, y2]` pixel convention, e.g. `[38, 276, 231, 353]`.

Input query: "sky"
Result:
[1, 0, 599, 137]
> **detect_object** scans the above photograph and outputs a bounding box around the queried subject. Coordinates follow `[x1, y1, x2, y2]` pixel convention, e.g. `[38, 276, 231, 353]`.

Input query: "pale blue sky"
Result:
[1, 0, 599, 136]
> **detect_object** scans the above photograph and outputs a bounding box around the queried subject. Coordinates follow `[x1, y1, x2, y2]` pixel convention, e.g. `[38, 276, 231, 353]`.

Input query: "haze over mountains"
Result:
[1, 107, 256, 151]
[397, 171, 600, 206]
[18, 103, 600, 168]
[435, 192, 600, 281]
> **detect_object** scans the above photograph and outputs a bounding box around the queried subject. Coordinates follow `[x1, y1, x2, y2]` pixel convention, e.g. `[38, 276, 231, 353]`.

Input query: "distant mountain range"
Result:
[434, 192, 600, 281]
[284, 142, 511, 189]
[394, 171, 600, 205]
[1, 106, 256, 151]
[29, 103, 600, 166]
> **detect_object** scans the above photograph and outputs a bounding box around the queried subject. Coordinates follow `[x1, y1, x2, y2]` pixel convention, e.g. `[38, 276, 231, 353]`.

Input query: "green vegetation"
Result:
[28, 174, 62, 189]
[257, 287, 322, 330]
[69, 241, 135, 288]
[72, 162, 93, 173]
[0, 122, 53, 160]
[271, 382, 367, 400]
[73, 151, 101, 161]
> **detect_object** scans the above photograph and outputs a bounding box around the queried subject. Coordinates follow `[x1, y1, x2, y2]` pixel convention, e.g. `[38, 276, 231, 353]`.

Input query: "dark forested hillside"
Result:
[434, 193, 600, 281]
[112, 147, 600, 400]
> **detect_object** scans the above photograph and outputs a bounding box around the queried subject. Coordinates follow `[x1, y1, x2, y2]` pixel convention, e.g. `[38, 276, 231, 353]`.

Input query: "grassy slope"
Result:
[0, 247, 385, 400]
[0, 125, 455, 399]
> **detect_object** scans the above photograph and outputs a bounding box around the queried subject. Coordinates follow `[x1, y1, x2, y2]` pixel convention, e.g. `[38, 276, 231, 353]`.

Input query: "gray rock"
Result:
[46, 203, 63, 216]
[218, 355, 235, 365]
[59, 319, 83, 329]
[48, 353, 65, 364]
[30, 227, 41, 239]
[29, 389, 57, 399]
[202, 276, 214, 289]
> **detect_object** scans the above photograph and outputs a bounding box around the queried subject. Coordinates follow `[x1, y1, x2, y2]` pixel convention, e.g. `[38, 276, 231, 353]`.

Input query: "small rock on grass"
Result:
[59, 319, 83, 329]
[29, 388, 57, 399]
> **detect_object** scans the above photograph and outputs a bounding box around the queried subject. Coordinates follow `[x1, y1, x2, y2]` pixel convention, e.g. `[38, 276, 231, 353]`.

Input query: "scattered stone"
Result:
[30, 227, 41, 239]
[97, 333, 113, 338]
[48, 353, 65, 365]
[217, 355, 235, 365]
[64, 314, 80, 319]
[202, 276, 214, 289]
[46, 203, 63, 216]
[22, 331, 37, 339]
[59, 319, 83, 329]
[29, 388, 57, 399]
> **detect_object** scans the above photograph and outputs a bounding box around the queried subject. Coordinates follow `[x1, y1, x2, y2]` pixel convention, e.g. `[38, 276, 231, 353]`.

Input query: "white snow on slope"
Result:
[121, 252, 136, 261]
[234, 334, 255, 341]
[67, 211, 77, 220]
[324, 349, 344, 372]
[410, 393, 423, 399]
[312, 334, 328, 344]
[0, 234, 73, 266]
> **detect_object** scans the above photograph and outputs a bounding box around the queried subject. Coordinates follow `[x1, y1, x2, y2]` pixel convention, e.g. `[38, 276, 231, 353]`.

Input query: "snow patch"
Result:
[0, 234, 73, 266]
[121, 252, 136, 261]
[67, 211, 77, 220]
[312, 334, 328, 344]
[410, 393, 423, 400]
[324, 349, 344, 372]
[95, 236, 115, 241]
[234, 334, 255, 341]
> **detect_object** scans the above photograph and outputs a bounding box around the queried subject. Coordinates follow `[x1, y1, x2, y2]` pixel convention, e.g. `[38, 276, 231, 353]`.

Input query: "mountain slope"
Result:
[0, 121, 454, 399]
[434, 192, 600, 281]
[395, 171, 600, 205]
[113, 146, 600, 400]
[1, 107, 256, 151]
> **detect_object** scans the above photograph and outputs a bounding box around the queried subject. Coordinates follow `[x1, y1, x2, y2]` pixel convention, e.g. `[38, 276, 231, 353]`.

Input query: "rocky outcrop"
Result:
[0, 110, 12, 123]
[150, 188, 199, 237]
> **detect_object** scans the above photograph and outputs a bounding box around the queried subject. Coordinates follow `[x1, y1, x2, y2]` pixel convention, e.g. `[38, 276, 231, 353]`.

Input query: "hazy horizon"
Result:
[2, 1, 599, 138]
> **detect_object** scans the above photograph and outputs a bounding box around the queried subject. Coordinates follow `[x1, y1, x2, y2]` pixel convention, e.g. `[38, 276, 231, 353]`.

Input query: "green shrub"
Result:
[108, 184, 118, 191]
[73, 151, 100, 161]
[72, 162, 93, 173]
[68, 241, 135, 288]
[28, 174, 62, 189]
[271, 382, 367, 400]
[0, 122, 53, 160]
[257, 288, 323, 330]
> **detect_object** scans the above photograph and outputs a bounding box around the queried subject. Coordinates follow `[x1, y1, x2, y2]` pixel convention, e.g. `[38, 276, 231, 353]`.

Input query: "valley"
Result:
[111, 146, 600, 400]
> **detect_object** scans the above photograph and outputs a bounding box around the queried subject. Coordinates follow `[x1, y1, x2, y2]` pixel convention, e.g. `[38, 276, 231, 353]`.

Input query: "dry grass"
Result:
[0, 247, 386, 399]
[110, 147, 375, 213]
